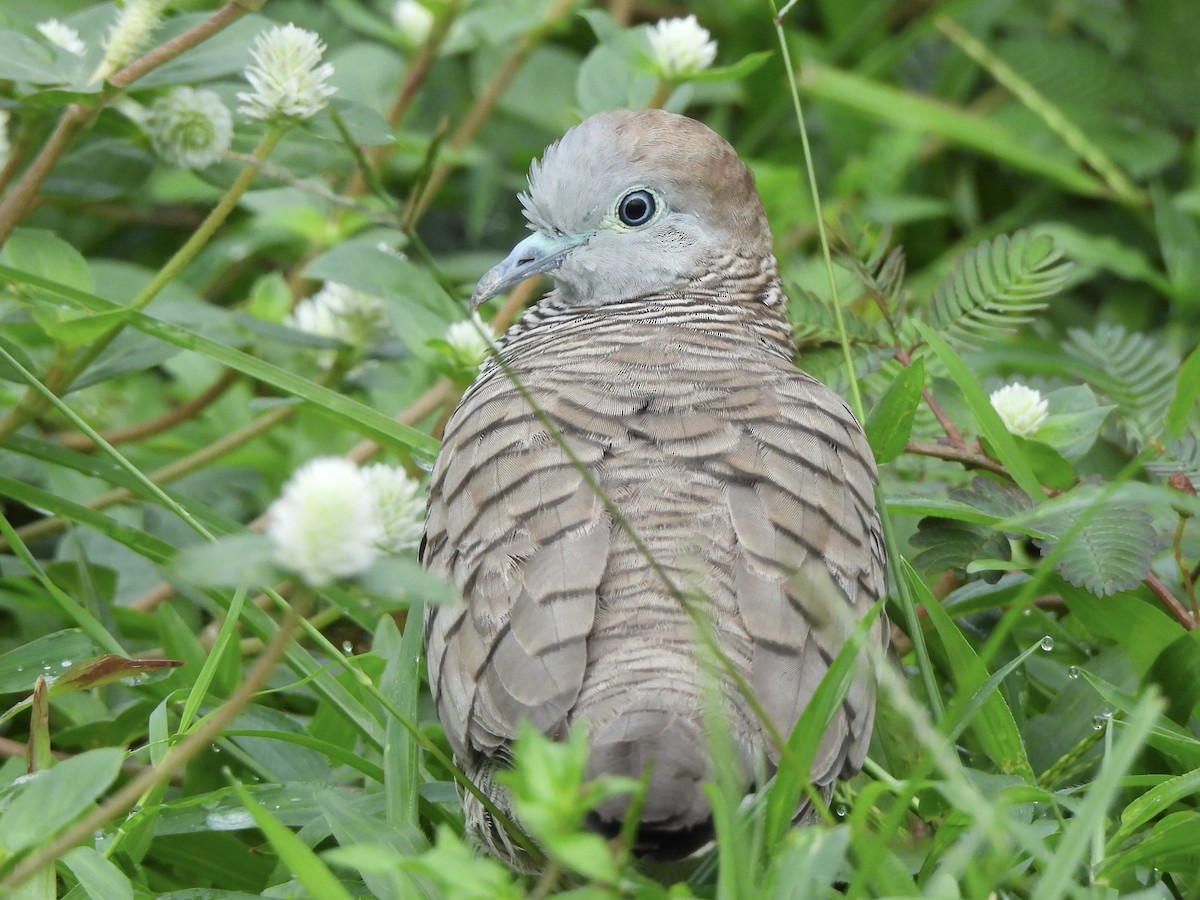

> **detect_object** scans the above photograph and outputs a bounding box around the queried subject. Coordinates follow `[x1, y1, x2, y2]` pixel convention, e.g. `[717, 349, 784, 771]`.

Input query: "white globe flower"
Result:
[145, 88, 233, 169]
[361, 464, 424, 554]
[392, 0, 434, 47]
[37, 19, 87, 57]
[287, 282, 388, 368]
[443, 312, 495, 369]
[648, 15, 717, 81]
[238, 23, 337, 123]
[989, 383, 1048, 437]
[267, 457, 383, 586]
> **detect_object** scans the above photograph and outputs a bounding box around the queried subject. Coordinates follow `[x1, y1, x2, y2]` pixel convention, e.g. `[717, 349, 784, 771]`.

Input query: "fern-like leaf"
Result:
[1064, 323, 1178, 443]
[926, 231, 1072, 348]
[1038, 505, 1157, 597]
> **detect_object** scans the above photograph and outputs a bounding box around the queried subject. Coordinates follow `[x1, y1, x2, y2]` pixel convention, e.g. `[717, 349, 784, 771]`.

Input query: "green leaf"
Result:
[866, 357, 923, 463]
[232, 781, 356, 900]
[1166, 342, 1200, 436]
[1045, 503, 1156, 597]
[379, 611, 423, 829]
[1146, 630, 1200, 724]
[996, 435, 1074, 490]
[1115, 765, 1200, 841]
[0, 30, 86, 84]
[764, 826, 850, 898]
[60, 846, 135, 900]
[904, 560, 1033, 779]
[0, 747, 125, 858]
[927, 230, 1071, 349]
[0, 630, 100, 694]
[1, 227, 92, 297]
[687, 50, 773, 83]
[1032, 385, 1114, 459]
[1030, 690, 1163, 900]
[917, 321, 1046, 499]
[1064, 322, 1177, 443]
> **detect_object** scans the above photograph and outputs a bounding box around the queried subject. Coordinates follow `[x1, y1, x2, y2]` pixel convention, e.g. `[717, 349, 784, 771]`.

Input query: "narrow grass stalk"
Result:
[936, 16, 1144, 208]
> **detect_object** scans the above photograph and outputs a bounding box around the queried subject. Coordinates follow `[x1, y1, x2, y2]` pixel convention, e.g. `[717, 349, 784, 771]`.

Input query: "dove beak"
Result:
[471, 231, 589, 308]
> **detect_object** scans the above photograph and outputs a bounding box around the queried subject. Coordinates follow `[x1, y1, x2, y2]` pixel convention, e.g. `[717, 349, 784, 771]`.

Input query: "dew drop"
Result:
[341, 640, 353, 654]
[60, 659, 72, 668]
[1092, 716, 1106, 731]
[1067, 666, 1080, 679]
[1040, 636, 1054, 652]
[834, 804, 848, 818]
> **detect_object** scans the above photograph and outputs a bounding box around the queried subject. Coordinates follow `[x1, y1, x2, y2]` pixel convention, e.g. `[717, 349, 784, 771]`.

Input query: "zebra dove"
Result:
[422, 108, 886, 865]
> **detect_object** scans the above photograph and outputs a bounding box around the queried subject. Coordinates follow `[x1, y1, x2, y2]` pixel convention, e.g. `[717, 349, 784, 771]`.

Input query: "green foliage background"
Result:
[0, 0, 1198, 897]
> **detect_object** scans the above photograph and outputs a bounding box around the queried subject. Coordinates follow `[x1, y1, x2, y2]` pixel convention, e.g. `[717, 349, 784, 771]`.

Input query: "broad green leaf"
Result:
[1047, 503, 1156, 596]
[1058, 581, 1179, 675]
[0, 630, 100, 693]
[866, 356, 923, 463]
[0, 30, 86, 83]
[1, 227, 92, 300]
[1146, 630, 1200, 724]
[61, 846, 135, 900]
[764, 826, 850, 899]
[0, 747, 125, 858]
[232, 781, 356, 900]
[1116, 766, 1200, 841]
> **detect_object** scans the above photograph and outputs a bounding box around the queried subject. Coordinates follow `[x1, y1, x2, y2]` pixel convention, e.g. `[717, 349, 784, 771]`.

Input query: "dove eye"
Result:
[617, 189, 656, 227]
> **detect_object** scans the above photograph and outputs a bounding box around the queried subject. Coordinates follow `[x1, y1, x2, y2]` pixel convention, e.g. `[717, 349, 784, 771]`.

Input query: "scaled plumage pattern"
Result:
[422, 108, 886, 865]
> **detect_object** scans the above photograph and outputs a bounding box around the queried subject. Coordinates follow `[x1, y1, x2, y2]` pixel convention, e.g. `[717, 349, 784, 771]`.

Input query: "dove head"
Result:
[472, 108, 777, 308]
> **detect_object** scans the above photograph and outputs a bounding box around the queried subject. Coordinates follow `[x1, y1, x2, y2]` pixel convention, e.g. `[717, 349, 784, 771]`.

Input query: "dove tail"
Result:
[584, 704, 723, 860]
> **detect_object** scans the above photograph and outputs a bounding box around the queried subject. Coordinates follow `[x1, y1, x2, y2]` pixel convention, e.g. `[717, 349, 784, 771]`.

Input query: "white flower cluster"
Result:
[989, 383, 1048, 436]
[267, 457, 425, 586]
[286, 282, 389, 368]
[37, 19, 87, 57]
[392, 0, 434, 47]
[145, 87, 232, 169]
[238, 24, 337, 123]
[94, 0, 168, 82]
[648, 15, 717, 81]
[442, 312, 495, 369]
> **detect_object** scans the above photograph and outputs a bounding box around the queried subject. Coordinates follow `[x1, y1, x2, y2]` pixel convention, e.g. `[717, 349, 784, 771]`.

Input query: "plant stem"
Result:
[54, 370, 239, 452]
